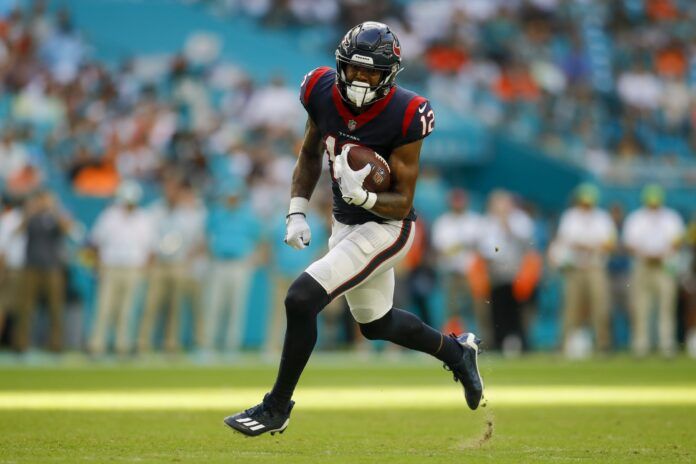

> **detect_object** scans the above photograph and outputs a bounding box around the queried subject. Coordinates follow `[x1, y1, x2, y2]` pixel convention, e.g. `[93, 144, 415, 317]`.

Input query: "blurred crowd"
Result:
[2, 180, 696, 359]
[430, 183, 696, 359]
[206, 0, 696, 180]
[0, 1, 695, 359]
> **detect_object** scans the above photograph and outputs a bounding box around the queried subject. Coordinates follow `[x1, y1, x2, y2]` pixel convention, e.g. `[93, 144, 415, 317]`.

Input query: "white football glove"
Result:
[333, 146, 375, 209]
[284, 213, 311, 250]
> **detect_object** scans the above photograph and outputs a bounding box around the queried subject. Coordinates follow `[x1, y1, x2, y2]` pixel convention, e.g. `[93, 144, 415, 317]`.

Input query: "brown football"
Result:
[345, 145, 391, 193]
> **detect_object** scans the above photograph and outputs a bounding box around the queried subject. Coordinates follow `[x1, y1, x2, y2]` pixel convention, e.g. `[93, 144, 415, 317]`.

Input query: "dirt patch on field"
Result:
[453, 409, 494, 450]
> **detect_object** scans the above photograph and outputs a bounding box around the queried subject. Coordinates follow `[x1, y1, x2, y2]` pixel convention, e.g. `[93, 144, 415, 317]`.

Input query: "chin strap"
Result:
[346, 80, 376, 108]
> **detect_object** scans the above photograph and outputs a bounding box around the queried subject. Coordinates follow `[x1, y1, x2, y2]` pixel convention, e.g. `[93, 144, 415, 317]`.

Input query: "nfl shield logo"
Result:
[348, 119, 357, 131]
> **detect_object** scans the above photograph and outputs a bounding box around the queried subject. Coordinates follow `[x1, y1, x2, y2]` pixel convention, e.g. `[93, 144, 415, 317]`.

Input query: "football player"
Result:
[225, 21, 484, 437]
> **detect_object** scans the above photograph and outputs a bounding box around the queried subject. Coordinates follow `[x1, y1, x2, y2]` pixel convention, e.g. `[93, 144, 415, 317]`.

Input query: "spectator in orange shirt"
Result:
[493, 62, 540, 102]
[646, 0, 679, 21]
[655, 41, 686, 78]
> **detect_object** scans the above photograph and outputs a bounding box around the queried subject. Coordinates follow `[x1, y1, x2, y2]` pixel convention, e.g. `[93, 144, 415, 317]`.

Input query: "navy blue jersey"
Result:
[300, 66, 435, 225]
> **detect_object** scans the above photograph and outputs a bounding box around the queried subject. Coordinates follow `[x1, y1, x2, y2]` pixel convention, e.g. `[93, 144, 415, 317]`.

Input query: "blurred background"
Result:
[0, 0, 695, 362]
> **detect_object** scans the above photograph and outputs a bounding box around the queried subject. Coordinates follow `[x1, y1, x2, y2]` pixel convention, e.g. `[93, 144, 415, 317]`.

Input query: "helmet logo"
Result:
[392, 41, 401, 58]
[347, 120, 357, 131]
[351, 54, 374, 65]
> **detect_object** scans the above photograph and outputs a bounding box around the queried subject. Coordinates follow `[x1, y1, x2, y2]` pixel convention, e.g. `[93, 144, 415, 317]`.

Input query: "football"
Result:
[345, 145, 391, 193]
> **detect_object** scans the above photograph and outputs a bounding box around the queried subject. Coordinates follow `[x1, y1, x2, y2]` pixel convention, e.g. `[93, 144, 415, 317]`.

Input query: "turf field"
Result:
[1, 354, 695, 463]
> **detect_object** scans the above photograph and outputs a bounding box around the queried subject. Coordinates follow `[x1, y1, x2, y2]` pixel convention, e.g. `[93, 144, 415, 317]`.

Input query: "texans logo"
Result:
[392, 41, 401, 58]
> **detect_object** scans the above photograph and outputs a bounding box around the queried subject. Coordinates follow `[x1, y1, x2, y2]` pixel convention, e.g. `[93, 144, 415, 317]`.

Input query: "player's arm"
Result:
[285, 116, 324, 250]
[369, 139, 422, 220]
[290, 117, 324, 200]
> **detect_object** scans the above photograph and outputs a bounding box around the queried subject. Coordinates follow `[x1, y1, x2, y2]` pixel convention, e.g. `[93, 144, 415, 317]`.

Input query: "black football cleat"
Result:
[444, 332, 484, 410]
[224, 394, 294, 437]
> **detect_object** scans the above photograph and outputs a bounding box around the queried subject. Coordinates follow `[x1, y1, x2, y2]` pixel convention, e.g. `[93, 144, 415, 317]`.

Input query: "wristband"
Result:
[362, 192, 377, 210]
[288, 197, 309, 216]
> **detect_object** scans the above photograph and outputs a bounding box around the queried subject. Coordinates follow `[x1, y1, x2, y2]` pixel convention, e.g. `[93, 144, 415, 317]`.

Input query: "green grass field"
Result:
[1, 354, 695, 463]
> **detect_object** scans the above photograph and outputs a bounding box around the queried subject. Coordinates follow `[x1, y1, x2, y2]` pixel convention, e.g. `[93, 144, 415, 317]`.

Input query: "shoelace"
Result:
[442, 363, 458, 383]
[442, 343, 484, 384]
[244, 402, 275, 419]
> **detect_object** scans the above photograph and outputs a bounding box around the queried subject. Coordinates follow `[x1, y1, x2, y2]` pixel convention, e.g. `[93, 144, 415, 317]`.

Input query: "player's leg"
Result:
[224, 271, 329, 436]
[267, 272, 329, 407]
[224, 220, 408, 436]
[320, 220, 482, 409]
[347, 269, 484, 410]
[348, 269, 459, 362]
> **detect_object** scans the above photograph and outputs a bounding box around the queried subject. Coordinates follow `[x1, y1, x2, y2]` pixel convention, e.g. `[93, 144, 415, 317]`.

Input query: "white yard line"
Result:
[0, 386, 695, 410]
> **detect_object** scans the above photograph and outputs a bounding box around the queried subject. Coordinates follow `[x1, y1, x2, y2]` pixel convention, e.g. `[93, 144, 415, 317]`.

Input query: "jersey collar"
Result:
[331, 84, 396, 131]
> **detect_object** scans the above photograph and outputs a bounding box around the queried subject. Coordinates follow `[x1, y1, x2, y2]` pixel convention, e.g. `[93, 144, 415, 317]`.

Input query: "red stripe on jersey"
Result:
[304, 66, 332, 104]
[401, 96, 427, 137]
[331, 84, 396, 130]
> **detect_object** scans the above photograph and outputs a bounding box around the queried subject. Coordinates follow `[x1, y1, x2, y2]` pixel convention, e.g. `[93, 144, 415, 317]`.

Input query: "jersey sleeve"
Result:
[299, 66, 333, 118]
[398, 97, 435, 146]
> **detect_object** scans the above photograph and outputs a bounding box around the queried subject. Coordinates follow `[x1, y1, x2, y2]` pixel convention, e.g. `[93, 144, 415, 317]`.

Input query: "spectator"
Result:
[552, 184, 616, 355]
[137, 176, 207, 353]
[0, 196, 26, 340]
[607, 203, 632, 321]
[14, 190, 72, 352]
[38, 8, 86, 84]
[478, 190, 535, 355]
[684, 215, 696, 358]
[616, 61, 662, 111]
[289, 0, 338, 25]
[244, 75, 303, 136]
[88, 181, 154, 355]
[0, 128, 29, 183]
[623, 184, 685, 357]
[203, 181, 262, 352]
[432, 189, 487, 338]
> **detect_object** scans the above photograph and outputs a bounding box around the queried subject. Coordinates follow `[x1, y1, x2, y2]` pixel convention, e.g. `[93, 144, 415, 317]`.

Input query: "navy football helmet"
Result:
[335, 21, 402, 108]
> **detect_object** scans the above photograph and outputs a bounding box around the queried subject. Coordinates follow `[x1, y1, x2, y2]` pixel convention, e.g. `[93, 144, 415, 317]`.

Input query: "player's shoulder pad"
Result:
[399, 91, 435, 144]
[300, 66, 334, 106]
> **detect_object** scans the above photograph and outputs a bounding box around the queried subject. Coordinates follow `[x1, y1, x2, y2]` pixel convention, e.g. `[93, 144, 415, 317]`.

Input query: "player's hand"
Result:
[284, 213, 311, 250]
[334, 147, 372, 207]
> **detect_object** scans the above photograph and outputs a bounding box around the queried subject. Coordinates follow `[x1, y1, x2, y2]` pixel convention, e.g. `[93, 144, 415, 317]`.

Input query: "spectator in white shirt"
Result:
[552, 184, 616, 354]
[0, 197, 26, 340]
[478, 190, 535, 354]
[244, 76, 303, 136]
[0, 129, 29, 183]
[432, 189, 488, 339]
[137, 176, 207, 353]
[88, 181, 155, 355]
[623, 185, 685, 357]
[616, 61, 663, 111]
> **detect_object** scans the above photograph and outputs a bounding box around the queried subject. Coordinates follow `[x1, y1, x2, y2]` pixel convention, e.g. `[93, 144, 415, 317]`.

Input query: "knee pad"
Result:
[284, 272, 329, 319]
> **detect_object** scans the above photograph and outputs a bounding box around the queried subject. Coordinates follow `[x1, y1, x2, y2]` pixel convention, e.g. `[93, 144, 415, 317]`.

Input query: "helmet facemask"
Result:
[345, 80, 376, 108]
[336, 55, 401, 108]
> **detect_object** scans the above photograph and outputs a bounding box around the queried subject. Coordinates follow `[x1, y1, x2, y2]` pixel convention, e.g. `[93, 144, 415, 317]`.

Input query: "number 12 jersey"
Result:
[300, 66, 435, 225]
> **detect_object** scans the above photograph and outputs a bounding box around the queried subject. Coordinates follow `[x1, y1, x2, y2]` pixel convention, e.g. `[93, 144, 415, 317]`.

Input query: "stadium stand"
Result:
[0, 0, 693, 356]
